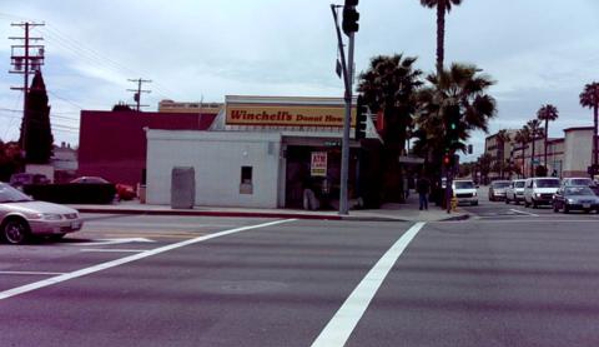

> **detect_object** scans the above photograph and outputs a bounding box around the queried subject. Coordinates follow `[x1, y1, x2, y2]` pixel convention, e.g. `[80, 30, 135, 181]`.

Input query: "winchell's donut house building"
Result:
[145, 95, 381, 209]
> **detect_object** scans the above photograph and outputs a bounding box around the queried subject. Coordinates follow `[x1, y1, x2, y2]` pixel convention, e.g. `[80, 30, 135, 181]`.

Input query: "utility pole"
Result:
[332, 0, 360, 215]
[127, 78, 152, 112]
[9, 21, 45, 154]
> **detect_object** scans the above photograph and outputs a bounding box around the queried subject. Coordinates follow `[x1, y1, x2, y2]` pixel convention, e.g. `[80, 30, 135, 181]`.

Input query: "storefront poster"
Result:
[311, 152, 327, 177]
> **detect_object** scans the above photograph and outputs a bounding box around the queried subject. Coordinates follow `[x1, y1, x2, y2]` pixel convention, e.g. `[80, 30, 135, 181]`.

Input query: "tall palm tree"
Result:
[580, 82, 599, 168]
[536, 104, 559, 174]
[419, 0, 463, 75]
[495, 129, 510, 179]
[416, 63, 496, 154]
[524, 119, 544, 177]
[415, 63, 496, 198]
[514, 127, 530, 178]
[357, 54, 423, 202]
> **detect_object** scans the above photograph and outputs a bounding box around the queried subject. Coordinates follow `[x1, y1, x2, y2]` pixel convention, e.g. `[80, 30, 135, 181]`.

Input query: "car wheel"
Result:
[2, 218, 30, 245]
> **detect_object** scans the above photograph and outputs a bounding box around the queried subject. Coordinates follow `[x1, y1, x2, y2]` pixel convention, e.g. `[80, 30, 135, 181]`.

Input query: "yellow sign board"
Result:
[226, 104, 356, 127]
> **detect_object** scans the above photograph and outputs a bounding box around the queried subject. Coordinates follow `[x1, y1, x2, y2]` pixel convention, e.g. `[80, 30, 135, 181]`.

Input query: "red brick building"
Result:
[78, 110, 216, 186]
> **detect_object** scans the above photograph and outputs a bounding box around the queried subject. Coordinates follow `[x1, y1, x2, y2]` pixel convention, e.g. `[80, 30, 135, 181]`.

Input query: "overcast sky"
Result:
[1, 0, 598, 160]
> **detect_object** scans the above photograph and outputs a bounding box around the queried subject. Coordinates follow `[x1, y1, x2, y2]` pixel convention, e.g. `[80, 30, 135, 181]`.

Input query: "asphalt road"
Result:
[1, 213, 599, 346]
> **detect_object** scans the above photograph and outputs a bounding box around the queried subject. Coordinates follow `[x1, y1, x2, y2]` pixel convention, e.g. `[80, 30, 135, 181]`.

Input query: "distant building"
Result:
[485, 127, 598, 178]
[52, 142, 78, 183]
[484, 129, 518, 177]
[158, 99, 223, 115]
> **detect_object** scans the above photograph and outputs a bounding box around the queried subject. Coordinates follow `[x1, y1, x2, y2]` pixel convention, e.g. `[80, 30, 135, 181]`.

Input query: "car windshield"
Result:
[0, 184, 33, 203]
[454, 181, 474, 189]
[536, 179, 560, 188]
[564, 187, 595, 196]
[515, 181, 526, 188]
[493, 182, 510, 188]
[568, 179, 592, 186]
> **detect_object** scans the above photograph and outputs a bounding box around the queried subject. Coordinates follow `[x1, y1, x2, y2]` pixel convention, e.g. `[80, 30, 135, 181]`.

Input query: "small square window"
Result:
[241, 166, 252, 184]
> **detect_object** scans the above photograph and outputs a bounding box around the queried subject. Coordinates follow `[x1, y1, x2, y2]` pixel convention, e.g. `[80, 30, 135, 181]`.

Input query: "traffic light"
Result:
[443, 152, 452, 167]
[446, 104, 460, 148]
[342, 0, 359, 35]
[355, 95, 367, 140]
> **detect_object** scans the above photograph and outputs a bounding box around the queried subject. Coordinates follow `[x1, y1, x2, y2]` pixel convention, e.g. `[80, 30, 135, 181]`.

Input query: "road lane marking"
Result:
[68, 238, 155, 247]
[0, 271, 66, 276]
[311, 222, 427, 347]
[0, 219, 296, 301]
[79, 249, 146, 253]
[510, 208, 539, 217]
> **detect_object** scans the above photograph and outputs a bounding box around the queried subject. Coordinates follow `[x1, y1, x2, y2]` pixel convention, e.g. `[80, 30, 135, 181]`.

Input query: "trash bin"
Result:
[171, 167, 195, 209]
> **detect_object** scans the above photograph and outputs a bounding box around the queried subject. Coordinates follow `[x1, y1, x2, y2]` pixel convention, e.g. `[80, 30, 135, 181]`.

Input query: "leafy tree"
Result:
[536, 104, 559, 174]
[524, 119, 544, 177]
[0, 141, 24, 181]
[112, 102, 135, 112]
[580, 82, 599, 167]
[357, 54, 423, 201]
[419, 0, 463, 75]
[514, 127, 531, 178]
[20, 71, 53, 164]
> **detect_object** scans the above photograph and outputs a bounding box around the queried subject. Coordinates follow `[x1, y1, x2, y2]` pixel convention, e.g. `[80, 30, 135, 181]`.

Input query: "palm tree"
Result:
[416, 63, 496, 155]
[514, 127, 530, 178]
[419, 0, 463, 75]
[536, 104, 559, 174]
[357, 54, 423, 202]
[414, 63, 495, 203]
[524, 119, 544, 177]
[495, 129, 510, 179]
[580, 82, 599, 168]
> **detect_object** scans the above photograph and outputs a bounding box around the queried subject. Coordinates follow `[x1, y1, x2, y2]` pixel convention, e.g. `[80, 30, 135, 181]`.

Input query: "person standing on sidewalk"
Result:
[417, 176, 431, 210]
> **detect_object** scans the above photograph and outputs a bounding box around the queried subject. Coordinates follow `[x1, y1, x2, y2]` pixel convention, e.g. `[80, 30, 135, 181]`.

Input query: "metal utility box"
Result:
[171, 167, 195, 209]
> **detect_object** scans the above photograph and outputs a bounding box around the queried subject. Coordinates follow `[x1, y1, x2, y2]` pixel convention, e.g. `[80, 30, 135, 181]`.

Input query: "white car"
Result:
[505, 179, 526, 205]
[453, 180, 478, 206]
[523, 177, 560, 208]
[0, 183, 83, 244]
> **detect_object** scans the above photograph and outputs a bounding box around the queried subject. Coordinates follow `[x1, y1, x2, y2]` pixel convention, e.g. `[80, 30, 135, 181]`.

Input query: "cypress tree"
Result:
[20, 71, 54, 164]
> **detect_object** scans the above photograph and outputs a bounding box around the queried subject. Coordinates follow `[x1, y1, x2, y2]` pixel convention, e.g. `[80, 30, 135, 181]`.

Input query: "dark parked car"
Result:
[9, 173, 50, 189]
[552, 186, 599, 213]
[70, 176, 136, 201]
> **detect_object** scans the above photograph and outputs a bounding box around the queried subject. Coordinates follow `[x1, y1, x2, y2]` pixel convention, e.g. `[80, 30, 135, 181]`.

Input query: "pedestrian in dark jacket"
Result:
[416, 176, 431, 210]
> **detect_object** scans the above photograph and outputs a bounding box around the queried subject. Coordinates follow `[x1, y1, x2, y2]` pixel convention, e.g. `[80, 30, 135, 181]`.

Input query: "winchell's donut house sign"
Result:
[226, 105, 356, 127]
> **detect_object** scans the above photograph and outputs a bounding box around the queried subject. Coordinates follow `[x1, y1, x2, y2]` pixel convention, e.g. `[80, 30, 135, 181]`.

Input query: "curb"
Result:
[74, 207, 468, 223]
[74, 207, 344, 221]
[438, 213, 471, 222]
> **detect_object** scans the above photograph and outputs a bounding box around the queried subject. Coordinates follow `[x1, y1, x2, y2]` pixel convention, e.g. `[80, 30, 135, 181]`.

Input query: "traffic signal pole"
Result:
[339, 33, 354, 215]
[331, 1, 359, 215]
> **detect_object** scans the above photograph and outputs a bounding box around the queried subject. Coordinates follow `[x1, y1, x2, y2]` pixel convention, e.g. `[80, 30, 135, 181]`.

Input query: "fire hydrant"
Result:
[451, 194, 458, 212]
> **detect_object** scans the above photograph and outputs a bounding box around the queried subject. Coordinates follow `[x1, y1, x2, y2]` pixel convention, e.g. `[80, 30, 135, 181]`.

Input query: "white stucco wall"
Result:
[563, 128, 593, 176]
[146, 130, 283, 208]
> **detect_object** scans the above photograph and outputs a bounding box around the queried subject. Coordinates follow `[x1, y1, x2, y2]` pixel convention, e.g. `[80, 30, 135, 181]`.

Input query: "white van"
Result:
[453, 180, 478, 206]
[523, 177, 560, 208]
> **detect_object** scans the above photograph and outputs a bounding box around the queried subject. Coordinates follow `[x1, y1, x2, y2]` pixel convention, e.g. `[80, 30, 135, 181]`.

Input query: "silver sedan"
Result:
[0, 183, 83, 244]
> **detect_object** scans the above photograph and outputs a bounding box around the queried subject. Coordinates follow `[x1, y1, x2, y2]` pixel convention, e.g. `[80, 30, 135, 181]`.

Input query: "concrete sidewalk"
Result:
[69, 191, 468, 222]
